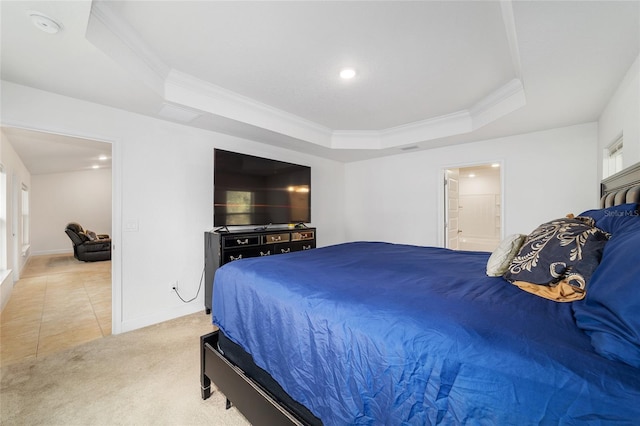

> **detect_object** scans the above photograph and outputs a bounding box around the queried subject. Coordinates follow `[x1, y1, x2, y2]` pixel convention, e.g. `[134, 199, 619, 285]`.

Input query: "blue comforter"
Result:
[212, 242, 640, 425]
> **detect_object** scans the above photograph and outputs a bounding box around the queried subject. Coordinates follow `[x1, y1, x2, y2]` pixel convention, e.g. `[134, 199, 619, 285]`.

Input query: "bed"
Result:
[201, 162, 640, 425]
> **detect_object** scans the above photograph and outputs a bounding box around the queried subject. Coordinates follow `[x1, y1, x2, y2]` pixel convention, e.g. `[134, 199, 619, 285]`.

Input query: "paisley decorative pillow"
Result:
[503, 218, 609, 302]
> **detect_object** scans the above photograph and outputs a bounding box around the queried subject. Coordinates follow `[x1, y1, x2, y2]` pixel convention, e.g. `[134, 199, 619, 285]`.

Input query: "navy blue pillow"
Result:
[579, 203, 639, 234]
[504, 218, 609, 294]
[573, 218, 640, 367]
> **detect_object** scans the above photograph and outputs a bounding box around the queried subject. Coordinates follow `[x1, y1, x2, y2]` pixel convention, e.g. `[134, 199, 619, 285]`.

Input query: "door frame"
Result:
[438, 160, 505, 249]
[0, 121, 123, 334]
[445, 169, 460, 250]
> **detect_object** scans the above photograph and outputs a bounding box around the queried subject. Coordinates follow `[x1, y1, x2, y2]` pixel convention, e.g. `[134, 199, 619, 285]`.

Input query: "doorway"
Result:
[444, 163, 503, 251]
[0, 126, 115, 361]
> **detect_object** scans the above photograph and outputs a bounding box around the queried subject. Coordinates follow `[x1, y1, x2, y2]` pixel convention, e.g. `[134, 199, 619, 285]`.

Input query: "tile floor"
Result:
[0, 254, 111, 367]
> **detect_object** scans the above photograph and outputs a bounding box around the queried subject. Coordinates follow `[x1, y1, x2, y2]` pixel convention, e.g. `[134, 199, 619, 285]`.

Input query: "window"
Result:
[0, 163, 6, 271]
[603, 135, 623, 179]
[21, 183, 29, 255]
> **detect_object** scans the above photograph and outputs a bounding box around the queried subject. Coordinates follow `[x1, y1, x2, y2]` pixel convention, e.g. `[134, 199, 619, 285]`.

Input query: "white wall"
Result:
[344, 123, 598, 246]
[459, 170, 501, 196]
[31, 168, 112, 255]
[0, 129, 32, 311]
[1, 81, 346, 332]
[598, 54, 640, 174]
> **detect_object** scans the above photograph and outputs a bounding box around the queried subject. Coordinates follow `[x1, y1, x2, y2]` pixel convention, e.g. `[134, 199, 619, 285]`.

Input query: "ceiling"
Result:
[0, 126, 112, 175]
[1, 1, 639, 170]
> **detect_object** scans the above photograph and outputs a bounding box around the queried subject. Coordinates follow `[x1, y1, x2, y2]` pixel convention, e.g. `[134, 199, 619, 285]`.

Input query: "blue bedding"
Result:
[212, 242, 640, 425]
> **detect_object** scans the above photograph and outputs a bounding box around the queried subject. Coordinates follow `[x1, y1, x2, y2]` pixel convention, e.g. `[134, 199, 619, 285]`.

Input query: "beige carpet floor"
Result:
[1, 312, 250, 426]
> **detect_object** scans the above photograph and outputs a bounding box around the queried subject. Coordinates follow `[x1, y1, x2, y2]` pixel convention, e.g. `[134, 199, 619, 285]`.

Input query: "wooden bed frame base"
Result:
[200, 162, 640, 425]
[200, 331, 307, 426]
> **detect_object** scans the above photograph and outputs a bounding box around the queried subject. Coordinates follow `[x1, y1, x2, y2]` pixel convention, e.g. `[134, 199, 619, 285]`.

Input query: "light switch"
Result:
[125, 219, 139, 232]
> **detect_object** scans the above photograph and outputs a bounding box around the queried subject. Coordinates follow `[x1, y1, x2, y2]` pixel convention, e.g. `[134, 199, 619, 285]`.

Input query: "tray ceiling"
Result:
[1, 1, 638, 163]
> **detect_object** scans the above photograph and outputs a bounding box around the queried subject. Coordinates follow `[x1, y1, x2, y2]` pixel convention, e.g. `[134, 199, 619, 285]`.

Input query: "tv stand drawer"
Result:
[223, 235, 260, 248]
[292, 231, 314, 241]
[264, 233, 290, 244]
[223, 247, 275, 263]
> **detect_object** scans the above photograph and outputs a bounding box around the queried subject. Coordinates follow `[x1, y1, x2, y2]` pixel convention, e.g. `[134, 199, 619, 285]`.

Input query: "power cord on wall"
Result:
[172, 267, 204, 303]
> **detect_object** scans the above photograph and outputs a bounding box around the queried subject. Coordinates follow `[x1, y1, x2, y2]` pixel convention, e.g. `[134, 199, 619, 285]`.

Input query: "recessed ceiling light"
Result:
[491, 163, 500, 168]
[28, 11, 62, 34]
[99, 155, 108, 161]
[340, 68, 356, 79]
[92, 165, 100, 169]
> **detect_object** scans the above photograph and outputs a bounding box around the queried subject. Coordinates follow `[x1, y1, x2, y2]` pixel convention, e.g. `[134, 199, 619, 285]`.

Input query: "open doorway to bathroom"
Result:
[444, 163, 502, 252]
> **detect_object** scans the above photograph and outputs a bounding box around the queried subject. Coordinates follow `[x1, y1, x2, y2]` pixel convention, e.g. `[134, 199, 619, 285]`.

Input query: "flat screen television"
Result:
[214, 149, 311, 227]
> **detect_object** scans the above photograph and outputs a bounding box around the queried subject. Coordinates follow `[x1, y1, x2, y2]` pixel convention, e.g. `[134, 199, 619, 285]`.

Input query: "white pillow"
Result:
[486, 234, 527, 277]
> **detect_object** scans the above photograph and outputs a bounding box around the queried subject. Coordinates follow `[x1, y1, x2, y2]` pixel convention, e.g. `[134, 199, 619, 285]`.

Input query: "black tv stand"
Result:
[204, 227, 316, 314]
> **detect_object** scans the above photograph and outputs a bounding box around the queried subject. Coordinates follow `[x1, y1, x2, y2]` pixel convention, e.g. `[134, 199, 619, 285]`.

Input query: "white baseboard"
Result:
[31, 249, 74, 256]
[0, 270, 15, 312]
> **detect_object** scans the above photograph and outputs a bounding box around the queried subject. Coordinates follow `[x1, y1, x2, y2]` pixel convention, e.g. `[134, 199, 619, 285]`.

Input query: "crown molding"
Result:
[85, 0, 526, 151]
[331, 130, 383, 149]
[86, 1, 169, 96]
[379, 110, 473, 149]
[470, 78, 526, 129]
[164, 70, 333, 148]
[331, 78, 525, 150]
[500, 0, 523, 80]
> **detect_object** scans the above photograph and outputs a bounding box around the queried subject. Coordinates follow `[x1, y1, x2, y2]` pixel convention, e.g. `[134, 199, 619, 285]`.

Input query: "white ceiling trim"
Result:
[469, 78, 526, 130]
[164, 69, 334, 148]
[500, 0, 523, 80]
[86, 1, 169, 96]
[335, 78, 526, 150]
[87, 0, 526, 151]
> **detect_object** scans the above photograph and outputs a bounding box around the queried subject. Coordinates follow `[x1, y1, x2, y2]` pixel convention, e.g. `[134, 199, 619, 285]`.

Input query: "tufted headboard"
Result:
[600, 162, 640, 208]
